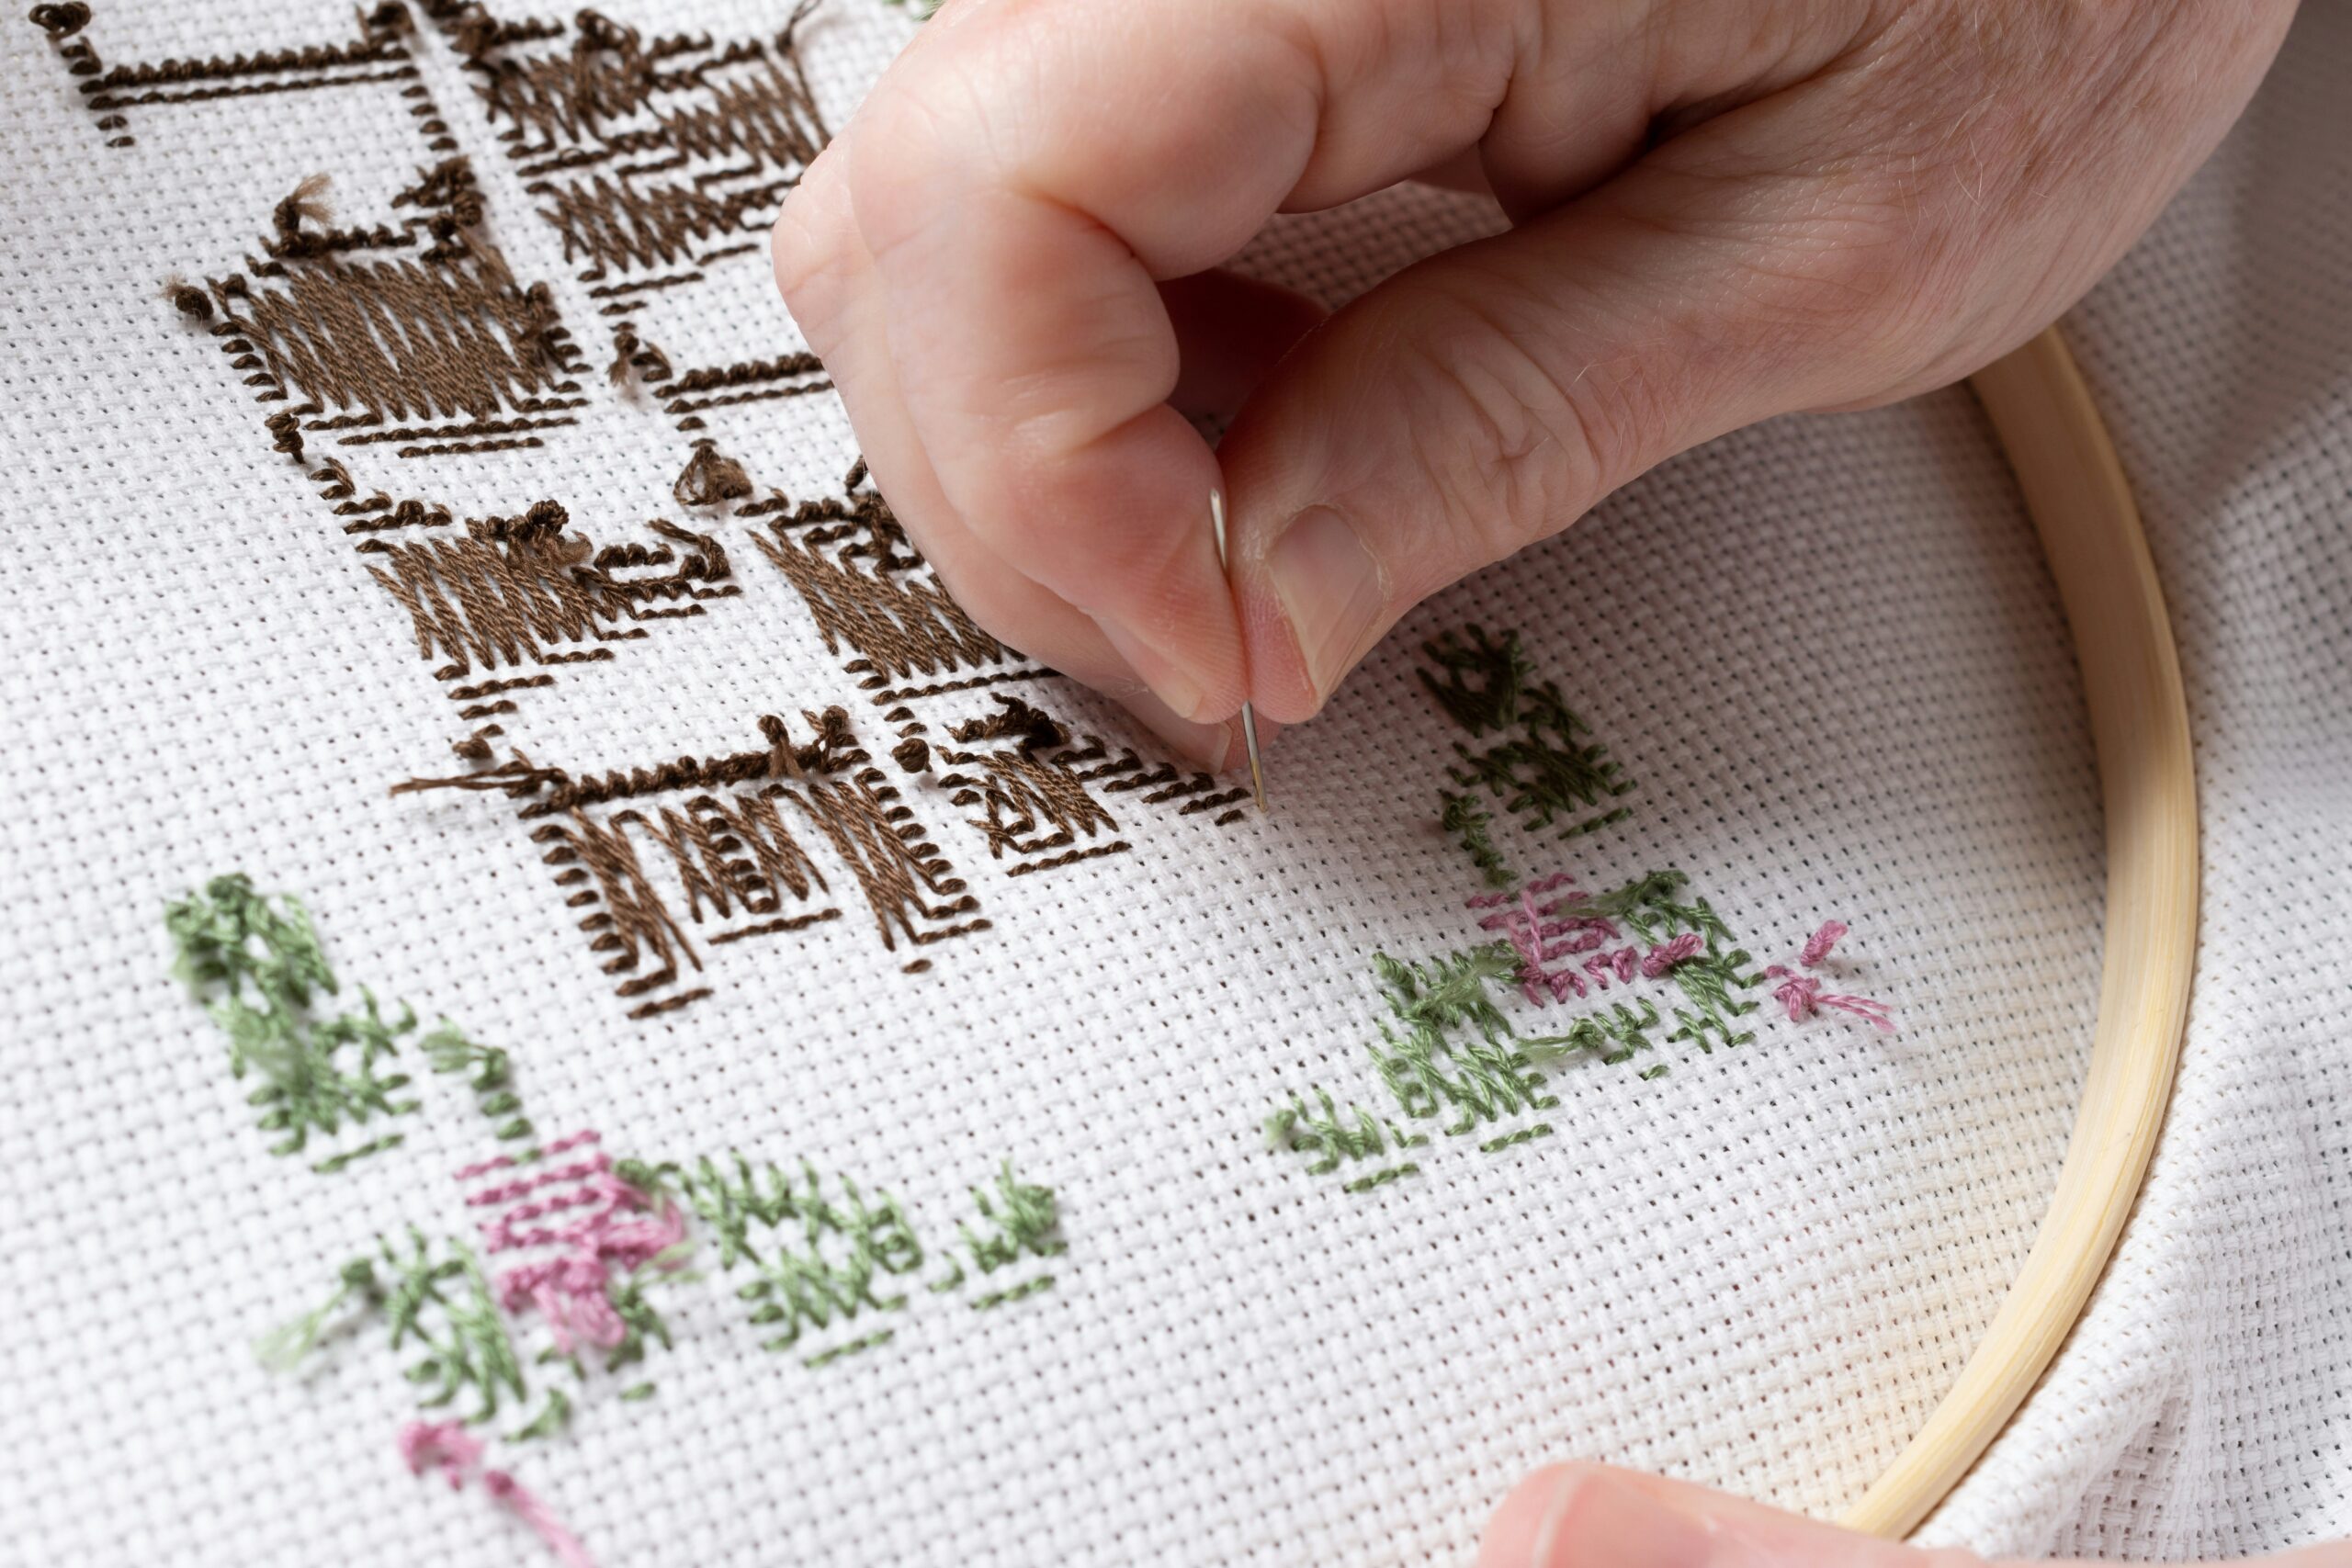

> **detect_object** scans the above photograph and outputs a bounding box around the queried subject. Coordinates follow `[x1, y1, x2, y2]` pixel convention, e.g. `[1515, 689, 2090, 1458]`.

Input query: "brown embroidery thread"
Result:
[751, 472, 1012, 696]
[1004, 841, 1133, 877]
[673, 440, 752, 507]
[209, 215, 573, 423]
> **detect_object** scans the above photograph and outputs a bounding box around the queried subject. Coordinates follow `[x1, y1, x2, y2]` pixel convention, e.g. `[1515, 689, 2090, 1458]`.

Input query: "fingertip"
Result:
[1255, 500, 1391, 723]
[1216, 326, 1408, 727]
[1098, 616, 1214, 728]
[769, 143, 855, 323]
[1476, 1466, 1787, 1568]
[1481, 1464, 1589, 1568]
[953, 403, 1245, 728]
[1117, 687, 1234, 775]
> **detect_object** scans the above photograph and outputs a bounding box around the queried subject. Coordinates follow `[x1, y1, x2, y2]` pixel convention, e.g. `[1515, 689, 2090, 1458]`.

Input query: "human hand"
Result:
[1479, 1463, 2352, 1567]
[774, 0, 2291, 768]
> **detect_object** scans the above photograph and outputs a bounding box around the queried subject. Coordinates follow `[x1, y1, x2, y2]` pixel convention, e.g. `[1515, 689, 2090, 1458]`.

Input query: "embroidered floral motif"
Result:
[167, 874, 420, 1168]
[1766, 920, 1896, 1032]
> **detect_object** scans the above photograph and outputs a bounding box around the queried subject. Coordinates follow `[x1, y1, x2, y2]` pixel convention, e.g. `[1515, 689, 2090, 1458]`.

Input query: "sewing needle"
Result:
[1209, 488, 1268, 813]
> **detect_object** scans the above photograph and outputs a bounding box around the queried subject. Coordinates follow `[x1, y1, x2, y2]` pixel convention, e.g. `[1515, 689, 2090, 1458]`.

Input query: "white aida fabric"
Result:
[0, 6, 2335, 1568]
[1917, 6, 2352, 1556]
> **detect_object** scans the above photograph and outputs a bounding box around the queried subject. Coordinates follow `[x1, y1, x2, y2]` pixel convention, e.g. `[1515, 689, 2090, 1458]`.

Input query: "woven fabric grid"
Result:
[0, 2, 2337, 1564]
[1919, 5, 2352, 1553]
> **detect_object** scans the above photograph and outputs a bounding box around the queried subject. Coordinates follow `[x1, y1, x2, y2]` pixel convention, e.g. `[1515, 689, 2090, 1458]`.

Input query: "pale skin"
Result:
[775, 2, 2336, 1559]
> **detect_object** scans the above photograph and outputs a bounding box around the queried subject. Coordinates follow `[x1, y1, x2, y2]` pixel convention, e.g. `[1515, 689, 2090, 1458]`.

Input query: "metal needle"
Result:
[1208, 488, 1268, 813]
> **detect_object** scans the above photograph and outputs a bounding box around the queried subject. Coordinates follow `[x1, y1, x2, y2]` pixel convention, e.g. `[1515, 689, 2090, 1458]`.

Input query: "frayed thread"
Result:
[399, 1421, 595, 1566]
[1765, 919, 1894, 1032]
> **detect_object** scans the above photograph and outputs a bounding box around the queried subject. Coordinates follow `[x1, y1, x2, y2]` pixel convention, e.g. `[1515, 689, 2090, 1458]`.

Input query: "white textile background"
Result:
[0, 2, 2338, 1565]
[1918, 5, 2352, 1555]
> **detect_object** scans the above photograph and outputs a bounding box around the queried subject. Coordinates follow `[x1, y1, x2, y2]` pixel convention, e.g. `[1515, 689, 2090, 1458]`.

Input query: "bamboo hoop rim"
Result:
[1838, 326, 2200, 1537]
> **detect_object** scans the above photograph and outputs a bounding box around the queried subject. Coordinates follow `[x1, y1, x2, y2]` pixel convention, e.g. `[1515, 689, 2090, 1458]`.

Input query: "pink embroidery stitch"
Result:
[1639, 932, 1702, 978]
[455, 1129, 601, 1182]
[1464, 871, 1577, 909]
[483, 1470, 595, 1568]
[398, 1421, 596, 1567]
[400, 1419, 483, 1488]
[1765, 920, 1894, 1032]
[1582, 946, 1638, 990]
[1800, 919, 1849, 968]
[468, 1132, 686, 1356]
[469, 1152, 612, 1207]
[1470, 875, 1623, 1004]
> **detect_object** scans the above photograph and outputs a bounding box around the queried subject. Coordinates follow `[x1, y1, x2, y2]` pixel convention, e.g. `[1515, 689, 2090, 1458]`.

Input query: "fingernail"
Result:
[1121, 687, 1231, 773]
[1268, 504, 1385, 703]
[1483, 1469, 1753, 1568]
[1100, 620, 1211, 725]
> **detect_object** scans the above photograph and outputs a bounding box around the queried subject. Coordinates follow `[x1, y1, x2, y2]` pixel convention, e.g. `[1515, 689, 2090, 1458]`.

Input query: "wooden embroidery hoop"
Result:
[1838, 327, 2199, 1537]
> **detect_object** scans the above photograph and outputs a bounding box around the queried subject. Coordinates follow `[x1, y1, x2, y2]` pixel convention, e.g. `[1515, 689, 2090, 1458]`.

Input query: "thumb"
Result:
[1218, 100, 2006, 725]
[1480, 1465, 1936, 1568]
[1479, 1463, 2352, 1568]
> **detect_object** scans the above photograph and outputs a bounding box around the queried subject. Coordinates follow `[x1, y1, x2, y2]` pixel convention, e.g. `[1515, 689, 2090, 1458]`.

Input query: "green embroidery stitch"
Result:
[1549, 871, 1759, 1049]
[1265, 1090, 1428, 1182]
[167, 873, 334, 1010]
[1522, 999, 1661, 1068]
[610, 1156, 677, 1207]
[312, 1132, 407, 1173]
[803, 1328, 896, 1368]
[957, 1160, 1066, 1274]
[266, 1231, 529, 1424]
[1439, 789, 1514, 887]
[383, 1233, 528, 1424]
[1369, 947, 1559, 1134]
[255, 1257, 385, 1371]
[1663, 947, 1761, 1051]
[741, 1255, 904, 1351]
[1420, 626, 1634, 842]
[1544, 869, 1690, 927]
[422, 1023, 535, 1142]
[1640, 1064, 1671, 1080]
[168, 874, 420, 1164]
[1449, 737, 1631, 842]
[1260, 869, 1768, 1187]
[511, 1386, 572, 1441]
[1269, 942, 1577, 1183]
[1384, 1023, 1561, 1134]
[601, 1273, 676, 1374]
[1595, 999, 1661, 1062]
[1375, 945, 1517, 1039]
[1264, 1089, 1388, 1174]
[673, 1155, 923, 1350]
[971, 1275, 1056, 1310]
[1340, 1163, 1419, 1193]
[1591, 872, 1736, 948]
[1478, 1122, 1553, 1154]
[619, 1382, 656, 1402]
[1418, 625, 1531, 736]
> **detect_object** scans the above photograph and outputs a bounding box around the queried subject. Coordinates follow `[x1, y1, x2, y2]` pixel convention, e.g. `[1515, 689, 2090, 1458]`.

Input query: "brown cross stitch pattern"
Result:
[28, 0, 1242, 1021]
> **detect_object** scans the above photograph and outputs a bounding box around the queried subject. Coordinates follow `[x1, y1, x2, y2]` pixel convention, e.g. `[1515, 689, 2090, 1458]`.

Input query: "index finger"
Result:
[797, 0, 1518, 722]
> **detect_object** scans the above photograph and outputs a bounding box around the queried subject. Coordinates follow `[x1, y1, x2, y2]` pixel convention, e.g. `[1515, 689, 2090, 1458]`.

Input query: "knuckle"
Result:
[1636, 152, 1984, 393]
[944, 456, 1125, 601]
[767, 164, 858, 330]
[1381, 278, 1632, 566]
[845, 65, 991, 260]
[766, 209, 823, 313]
[1751, 172, 1943, 354]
